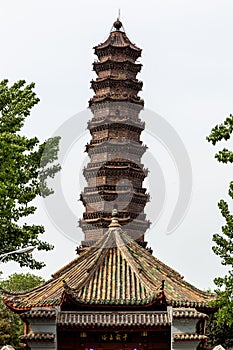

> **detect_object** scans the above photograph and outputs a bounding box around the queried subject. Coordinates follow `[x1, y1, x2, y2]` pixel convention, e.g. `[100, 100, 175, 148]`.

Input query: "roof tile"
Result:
[57, 311, 171, 327]
[2, 227, 214, 311]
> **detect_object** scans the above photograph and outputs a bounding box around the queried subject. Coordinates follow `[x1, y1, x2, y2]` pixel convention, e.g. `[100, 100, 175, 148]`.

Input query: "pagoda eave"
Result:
[89, 94, 144, 107]
[83, 168, 147, 180]
[94, 45, 142, 59]
[91, 78, 143, 93]
[89, 120, 145, 133]
[89, 99, 144, 112]
[85, 141, 147, 156]
[93, 33, 142, 51]
[81, 189, 148, 198]
[82, 210, 147, 221]
[93, 59, 142, 74]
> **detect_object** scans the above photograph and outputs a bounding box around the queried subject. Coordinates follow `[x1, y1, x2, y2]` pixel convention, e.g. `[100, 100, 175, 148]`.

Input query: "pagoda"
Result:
[2, 18, 215, 350]
[79, 19, 150, 249]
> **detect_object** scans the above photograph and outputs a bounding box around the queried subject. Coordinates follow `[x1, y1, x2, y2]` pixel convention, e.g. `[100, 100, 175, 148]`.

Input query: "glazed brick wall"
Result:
[91, 129, 140, 142]
[91, 104, 142, 119]
[99, 53, 135, 63]
[98, 69, 136, 80]
[91, 152, 141, 163]
[95, 86, 139, 97]
[86, 176, 143, 188]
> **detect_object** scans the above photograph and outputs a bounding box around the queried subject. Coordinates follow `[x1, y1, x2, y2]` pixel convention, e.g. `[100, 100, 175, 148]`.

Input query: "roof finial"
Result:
[113, 10, 123, 31]
[160, 280, 165, 291]
[109, 205, 121, 228]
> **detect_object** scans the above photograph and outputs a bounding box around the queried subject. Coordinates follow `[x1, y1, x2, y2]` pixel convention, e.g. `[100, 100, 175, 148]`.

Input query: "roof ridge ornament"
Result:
[111, 11, 125, 32]
[112, 19, 123, 31]
[108, 206, 121, 227]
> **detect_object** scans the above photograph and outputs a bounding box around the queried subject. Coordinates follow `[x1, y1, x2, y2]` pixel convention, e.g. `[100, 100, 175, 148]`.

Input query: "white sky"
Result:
[0, 0, 233, 291]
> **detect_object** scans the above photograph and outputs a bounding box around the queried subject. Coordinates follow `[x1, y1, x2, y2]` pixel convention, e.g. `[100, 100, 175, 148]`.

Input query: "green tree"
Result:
[0, 79, 60, 269]
[0, 273, 45, 347]
[206, 114, 233, 345]
[206, 314, 233, 349]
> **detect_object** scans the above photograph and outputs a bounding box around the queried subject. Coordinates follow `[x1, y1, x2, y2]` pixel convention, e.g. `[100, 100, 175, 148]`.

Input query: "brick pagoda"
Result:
[79, 19, 150, 249]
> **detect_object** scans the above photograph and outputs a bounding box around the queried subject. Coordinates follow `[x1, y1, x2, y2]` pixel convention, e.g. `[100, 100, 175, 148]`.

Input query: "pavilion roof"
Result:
[94, 28, 141, 53]
[2, 224, 214, 312]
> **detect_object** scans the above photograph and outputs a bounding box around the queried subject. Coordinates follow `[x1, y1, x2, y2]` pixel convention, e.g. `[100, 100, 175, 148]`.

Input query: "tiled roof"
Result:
[94, 30, 141, 52]
[173, 333, 207, 341]
[173, 308, 208, 319]
[57, 311, 171, 328]
[21, 308, 56, 320]
[19, 333, 55, 342]
[2, 226, 214, 311]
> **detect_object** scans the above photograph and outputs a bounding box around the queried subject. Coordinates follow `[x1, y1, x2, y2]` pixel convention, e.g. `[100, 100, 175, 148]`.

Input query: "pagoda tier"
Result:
[90, 100, 144, 117]
[88, 117, 145, 130]
[83, 161, 148, 179]
[93, 28, 142, 62]
[80, 20, 150, 248]
[80, 187, 149, 206]
[91, 77, 143, 93]
[89, 125, 144, 147]
[93, 59, 142, 77]
[86, 139, 147, 164]
[89, 93, 144, 105]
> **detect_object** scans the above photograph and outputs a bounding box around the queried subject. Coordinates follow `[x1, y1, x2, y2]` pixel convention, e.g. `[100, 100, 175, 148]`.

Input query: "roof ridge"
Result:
[123, 238, 214, 299]
[71, 232, 117, 292]
[52, 233, 113, 279]
[115, 230, 160, 294]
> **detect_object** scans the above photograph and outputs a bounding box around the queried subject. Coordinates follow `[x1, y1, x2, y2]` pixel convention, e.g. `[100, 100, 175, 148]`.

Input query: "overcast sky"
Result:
[1, 0, 233, 290]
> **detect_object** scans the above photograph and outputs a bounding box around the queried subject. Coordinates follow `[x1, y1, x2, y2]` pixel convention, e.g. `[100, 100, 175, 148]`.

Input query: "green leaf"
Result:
[0, 79, 60, 269]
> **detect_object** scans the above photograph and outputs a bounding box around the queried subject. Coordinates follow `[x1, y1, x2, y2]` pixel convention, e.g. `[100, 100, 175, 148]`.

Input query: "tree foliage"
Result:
[0, 79, 60, 269]
[206, 114, 233, 342]
[0, 273, 44, 347]
[206, 314, 233, 349]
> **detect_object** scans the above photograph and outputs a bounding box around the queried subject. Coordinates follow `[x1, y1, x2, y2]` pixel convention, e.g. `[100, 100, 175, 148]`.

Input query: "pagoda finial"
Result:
[109, 205, 121, 228]
[113, 10, 123, 31]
